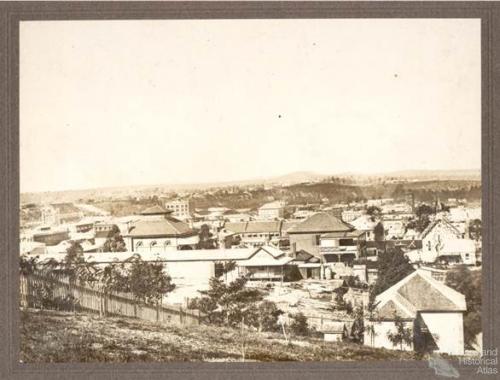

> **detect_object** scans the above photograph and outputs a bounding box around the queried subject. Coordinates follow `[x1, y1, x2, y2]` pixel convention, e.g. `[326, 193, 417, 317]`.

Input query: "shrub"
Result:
[289, 312, 309, 336]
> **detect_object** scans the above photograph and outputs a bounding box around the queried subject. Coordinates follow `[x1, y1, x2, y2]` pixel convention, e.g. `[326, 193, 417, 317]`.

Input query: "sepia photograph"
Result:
[17, 16, 484, 367]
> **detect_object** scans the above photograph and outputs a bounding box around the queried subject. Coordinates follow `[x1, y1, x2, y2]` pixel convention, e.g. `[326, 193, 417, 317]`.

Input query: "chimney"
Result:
[291, 242, 297, 259]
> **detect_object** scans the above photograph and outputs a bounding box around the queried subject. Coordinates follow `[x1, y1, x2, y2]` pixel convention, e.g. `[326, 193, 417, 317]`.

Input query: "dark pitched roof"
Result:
[293, 250, 314, 262]
[374, 271, 466, 320]
[139, 205, 172, 216]
[126, 218, 196, 237]
[287, 212, 354, 234]
[397, 274, 460, 311]
[224, 221, 282, 234]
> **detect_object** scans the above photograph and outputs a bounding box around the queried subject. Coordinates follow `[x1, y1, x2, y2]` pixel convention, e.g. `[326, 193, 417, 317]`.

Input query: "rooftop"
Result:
[287, 212, 354, 234]
[374, 270, 467, 320]
[126, 218, 196, 238]
[224, 221, 282, 234]
[139, 205, 173, 216]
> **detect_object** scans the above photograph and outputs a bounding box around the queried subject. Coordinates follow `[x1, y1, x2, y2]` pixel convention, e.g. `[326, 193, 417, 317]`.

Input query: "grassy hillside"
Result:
[20, 309, 418, 363]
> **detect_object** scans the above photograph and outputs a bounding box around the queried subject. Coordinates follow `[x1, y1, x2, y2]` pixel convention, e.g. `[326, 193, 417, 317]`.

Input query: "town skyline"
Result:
[20, 19, 480, 193]
[19, 167, 481, 196]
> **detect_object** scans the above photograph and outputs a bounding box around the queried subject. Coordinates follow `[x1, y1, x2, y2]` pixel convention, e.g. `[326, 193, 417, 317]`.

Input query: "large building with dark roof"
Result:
[286, 212, 356, 257]
[123, 206, 199, 252]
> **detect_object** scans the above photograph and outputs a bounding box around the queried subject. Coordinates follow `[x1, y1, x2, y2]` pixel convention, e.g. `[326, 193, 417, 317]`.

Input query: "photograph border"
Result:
[1, 2, 499, 379]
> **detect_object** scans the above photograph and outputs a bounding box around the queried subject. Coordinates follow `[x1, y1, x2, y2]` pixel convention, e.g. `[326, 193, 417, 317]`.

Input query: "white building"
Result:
[41, 203, 84, 226]
[341, 210, 363, 223]
[165, 199, 191, 221]
[382, 218, 405, 239]
[257, 201, 286, 220]
[350, 215, 377, 241]
[365, 270, 466, 355]
[418, 219, 476, 264]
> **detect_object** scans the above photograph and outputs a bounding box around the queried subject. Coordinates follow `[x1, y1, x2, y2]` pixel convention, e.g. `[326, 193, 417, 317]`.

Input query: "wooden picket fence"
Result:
[19, 272, 202, 326]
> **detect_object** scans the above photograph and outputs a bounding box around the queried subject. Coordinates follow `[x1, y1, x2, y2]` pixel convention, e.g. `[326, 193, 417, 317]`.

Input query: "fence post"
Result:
[104, 293, 108, 317]
[20, 275, 28, 310]
[179, 306, 183, 325]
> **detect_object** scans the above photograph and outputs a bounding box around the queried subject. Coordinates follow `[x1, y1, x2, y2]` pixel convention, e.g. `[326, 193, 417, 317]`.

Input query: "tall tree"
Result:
[370, 246, 414, 304]
[374, 222, 385, 242]
[197, 224, 216, 249]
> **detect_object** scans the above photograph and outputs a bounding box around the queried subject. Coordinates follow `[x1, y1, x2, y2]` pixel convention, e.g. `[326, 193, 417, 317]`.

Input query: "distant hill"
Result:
[20, 169, 481, 205]
[339, 169, 481, 182]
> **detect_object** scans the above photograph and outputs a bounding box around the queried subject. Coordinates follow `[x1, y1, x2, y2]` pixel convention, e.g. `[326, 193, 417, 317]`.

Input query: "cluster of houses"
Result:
[19, 196, 481, 356]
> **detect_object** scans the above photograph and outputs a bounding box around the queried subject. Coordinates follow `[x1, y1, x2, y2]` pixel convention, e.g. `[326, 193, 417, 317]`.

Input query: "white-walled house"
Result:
[406, 219, 477, 265]
[257, 201, 286, 220]
[364, 270, 466, 355]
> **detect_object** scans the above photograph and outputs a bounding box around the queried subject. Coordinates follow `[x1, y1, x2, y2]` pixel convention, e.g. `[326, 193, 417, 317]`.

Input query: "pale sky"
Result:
[20, 19, 481, 193]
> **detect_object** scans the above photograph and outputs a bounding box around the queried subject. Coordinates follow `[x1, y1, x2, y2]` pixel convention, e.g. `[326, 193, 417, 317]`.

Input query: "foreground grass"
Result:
[20, 309, 418, 363]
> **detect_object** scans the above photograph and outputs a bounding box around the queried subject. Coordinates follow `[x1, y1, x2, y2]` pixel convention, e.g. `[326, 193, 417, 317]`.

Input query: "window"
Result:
[164, 240, 171, 247]
[315, 235, 321, 245]
[150, 240, 157, 247]
[214, 263, 224, 278]
[135, 241, 143, 248]
[427, 241, 431, 251]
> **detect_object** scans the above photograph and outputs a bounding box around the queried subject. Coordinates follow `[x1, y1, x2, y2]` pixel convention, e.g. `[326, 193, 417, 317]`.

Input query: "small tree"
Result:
[222, 260, 237, 283]
[387, 314, 413, 351]
[289, 312, 309, 336]
[374, 222, 385, 242]
[197, 224, 216, 249]
[255, 300, 283, 332]
[350, 306, 365, 343]
[366, 206, 382, 222]
[189, 276, 263, 327]
[126, 256, 176, 306]
[468, 219, 481, 241]
[103, 225, 127, 252]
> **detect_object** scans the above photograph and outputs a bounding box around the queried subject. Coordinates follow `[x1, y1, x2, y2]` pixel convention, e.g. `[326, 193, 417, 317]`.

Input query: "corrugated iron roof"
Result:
[287, 212, 354, 234]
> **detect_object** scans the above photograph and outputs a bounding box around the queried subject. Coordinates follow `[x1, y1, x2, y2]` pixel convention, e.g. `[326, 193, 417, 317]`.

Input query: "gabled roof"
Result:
[281, 220, 301, 234]
[254, 245, 286, 258]
[126, 218, 196, 237]
[287, 212, 354, 234]
[374, 270, 466, 320]
[420, 218, 462, 240]
[224, 221, 282, 234]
